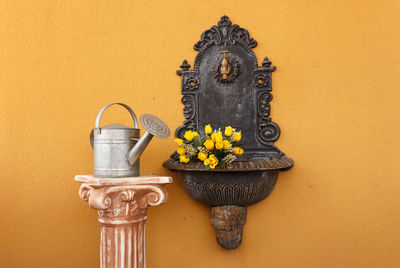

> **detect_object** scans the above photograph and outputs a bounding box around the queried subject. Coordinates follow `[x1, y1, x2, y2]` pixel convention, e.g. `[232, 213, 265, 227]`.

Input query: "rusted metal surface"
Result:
[210, 206, 247, 249]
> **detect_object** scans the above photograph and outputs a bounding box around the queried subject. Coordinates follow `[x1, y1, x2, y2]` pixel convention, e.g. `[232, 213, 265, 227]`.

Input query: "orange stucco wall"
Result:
[1, 1, 400, 267]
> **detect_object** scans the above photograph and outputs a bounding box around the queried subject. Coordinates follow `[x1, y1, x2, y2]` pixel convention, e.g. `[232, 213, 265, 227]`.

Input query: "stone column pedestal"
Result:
[75, 175, 172, 268]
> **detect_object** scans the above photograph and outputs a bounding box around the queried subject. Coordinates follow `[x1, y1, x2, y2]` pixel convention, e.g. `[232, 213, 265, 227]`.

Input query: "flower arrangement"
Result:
[174, 124, 244, 169]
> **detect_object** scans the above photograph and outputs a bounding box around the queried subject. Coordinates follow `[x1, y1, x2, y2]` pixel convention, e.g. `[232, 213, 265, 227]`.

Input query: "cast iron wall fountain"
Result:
[163, 16, 293, 249]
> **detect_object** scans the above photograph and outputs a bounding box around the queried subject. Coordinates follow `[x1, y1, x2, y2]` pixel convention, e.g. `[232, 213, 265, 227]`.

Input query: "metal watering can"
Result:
[90, 103, 170, 177]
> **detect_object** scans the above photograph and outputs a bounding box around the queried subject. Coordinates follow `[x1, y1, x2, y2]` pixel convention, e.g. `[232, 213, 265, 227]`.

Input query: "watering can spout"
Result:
[128, 114, 170, 166]
[128, 132, 153, 166]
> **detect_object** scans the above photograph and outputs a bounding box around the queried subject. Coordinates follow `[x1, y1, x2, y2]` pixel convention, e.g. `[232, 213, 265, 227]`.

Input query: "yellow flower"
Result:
[225, 126, 233, 137]
[184, 130, 194, 141]
[174, 138, 183, 145]
[233, 132, 242, 142]
[233, 147, 244, 155]
[214, 131, 223, 143]
[204, 154, 219, 169]
[215, 141, 223, 150]
[176, 147, 186, 155]
[192, 131, 200, 137]
[179, 155, 190, 163]
[204, 139, 214, 151]
[198, 152, 207, 161]
[205, 124, 212, 135]
[222, 140, 231, 149]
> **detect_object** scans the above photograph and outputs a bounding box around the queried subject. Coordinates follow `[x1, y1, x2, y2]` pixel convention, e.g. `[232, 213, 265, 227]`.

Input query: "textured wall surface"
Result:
[1, 1, 400, 267]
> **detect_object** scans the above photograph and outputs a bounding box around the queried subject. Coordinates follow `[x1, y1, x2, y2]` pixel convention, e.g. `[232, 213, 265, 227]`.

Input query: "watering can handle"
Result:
[95, 103, 139, 129]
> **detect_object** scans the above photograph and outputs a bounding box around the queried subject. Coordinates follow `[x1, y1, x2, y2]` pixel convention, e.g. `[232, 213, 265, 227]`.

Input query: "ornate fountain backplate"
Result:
[176, 15, 282, 160]
[165, 15, 294, 250]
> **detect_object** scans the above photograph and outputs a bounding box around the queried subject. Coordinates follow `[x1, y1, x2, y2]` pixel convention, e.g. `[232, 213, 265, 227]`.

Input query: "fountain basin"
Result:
[163, 156, 293, 249]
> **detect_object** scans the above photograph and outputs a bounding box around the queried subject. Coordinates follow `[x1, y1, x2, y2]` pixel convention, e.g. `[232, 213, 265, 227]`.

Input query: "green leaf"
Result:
[193, 136, 202, 147]
[204, 165, 211, 170]
[219, 160, 226, 168]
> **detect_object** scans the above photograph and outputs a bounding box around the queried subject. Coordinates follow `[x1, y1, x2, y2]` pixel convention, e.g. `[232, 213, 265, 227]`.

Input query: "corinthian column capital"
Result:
[79, 183, 168, 224]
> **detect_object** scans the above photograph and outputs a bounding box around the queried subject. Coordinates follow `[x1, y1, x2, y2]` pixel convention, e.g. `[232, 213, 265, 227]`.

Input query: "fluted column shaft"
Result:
[100, 222, 146, 268]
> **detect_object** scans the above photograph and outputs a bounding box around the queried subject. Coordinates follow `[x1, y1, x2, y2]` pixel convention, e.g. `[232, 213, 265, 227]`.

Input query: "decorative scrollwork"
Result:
[255, 56, 279, 145]
[194, 16, 257, 52]
[255, 73, 269, 88]
[182, 95, 195, 120]
[78, 184, 92, 201]
[259, 92, 272, 117]
[120, 190, 135, 202]
[229, 24, 257, 48]
[79, 184, 112, 210]
[175, 92, 197, 139]
[258, 118, 280, 143]
[184, 76, 199, 91]
[194, 27, 221, 51]
[142, 187, 165, 207]
[79, 185, 168, 222]
[103, 196, 112, 208]
[218, 15, 232, 27]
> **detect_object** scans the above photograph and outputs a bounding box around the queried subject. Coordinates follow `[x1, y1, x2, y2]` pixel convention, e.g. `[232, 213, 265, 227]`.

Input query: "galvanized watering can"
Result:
[90, 103, 170, 177]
